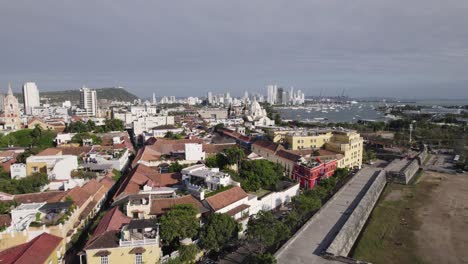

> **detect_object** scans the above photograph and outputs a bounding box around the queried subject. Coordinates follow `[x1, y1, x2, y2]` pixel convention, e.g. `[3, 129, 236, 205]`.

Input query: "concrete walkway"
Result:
[275, 166, 382, 264]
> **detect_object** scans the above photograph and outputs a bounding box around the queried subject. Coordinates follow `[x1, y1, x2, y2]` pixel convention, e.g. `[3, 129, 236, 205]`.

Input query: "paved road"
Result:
[275, 166, 382, 264]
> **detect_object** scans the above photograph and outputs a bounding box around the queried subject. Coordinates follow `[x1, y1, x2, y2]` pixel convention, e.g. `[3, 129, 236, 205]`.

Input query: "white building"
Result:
[80, 87, 98, 117]
[22, 82, 40, 115]
[26, 155, 78, 181]
[55, 133, 76, 145]
[10, 202, 46, 231]
[184, 143, 205, 161]
[130, 105, 158, 116]
[10, 163, 27, 179]
[143, 125, 183, 140]
[132, 116, 175, 135]
[181, 164, 238, 192]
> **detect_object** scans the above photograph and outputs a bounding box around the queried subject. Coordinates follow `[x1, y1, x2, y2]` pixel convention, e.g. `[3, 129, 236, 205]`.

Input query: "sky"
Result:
[1, 0, 468, 99]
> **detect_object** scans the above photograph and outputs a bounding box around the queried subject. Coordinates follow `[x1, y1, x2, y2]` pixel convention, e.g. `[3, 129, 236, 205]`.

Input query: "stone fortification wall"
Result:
[326, 170, 387, 257]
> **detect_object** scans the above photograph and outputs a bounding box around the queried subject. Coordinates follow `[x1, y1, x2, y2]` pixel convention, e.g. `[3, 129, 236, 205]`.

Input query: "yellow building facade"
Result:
[86, 244, 161, 264]
[278, 129, 363, 169]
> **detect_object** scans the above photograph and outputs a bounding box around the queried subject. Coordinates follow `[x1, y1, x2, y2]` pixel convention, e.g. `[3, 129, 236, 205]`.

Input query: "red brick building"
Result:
[292, 157, 337, 189]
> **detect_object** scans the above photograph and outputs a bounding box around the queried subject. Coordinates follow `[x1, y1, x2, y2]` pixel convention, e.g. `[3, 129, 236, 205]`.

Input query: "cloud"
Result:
[0, 0, 467, 98]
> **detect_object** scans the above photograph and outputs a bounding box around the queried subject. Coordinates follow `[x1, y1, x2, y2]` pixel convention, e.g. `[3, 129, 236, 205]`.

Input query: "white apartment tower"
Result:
[267, 84, 277, 105]
[22, 82, 40, 115]
[80, 86, 98, 117]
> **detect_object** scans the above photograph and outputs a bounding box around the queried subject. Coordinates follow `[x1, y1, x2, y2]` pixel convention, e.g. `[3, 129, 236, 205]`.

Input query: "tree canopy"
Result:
[159, 204, 199, 245]
[200, 213, 239, 252]
[238, 160, 283, 192]
[66, 119, 125, 133]
[71, 132, 102, 145]
[246, 211, 289, 252]
[0, 172, 49, 195]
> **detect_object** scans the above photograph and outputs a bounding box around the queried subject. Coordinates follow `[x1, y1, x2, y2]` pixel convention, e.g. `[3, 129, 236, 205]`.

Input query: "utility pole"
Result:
[409, 123, 413, 144]
[409, 120, 416, 144]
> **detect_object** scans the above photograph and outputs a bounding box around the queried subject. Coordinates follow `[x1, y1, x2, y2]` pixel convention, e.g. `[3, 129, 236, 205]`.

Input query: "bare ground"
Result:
[415, 171, 468, 264]
[353, 171, 468, 264]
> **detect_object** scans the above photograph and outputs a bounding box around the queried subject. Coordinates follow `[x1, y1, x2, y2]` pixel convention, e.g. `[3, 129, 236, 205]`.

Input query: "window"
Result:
[135, 253, 143, 264]
[100, 256, 109, 264]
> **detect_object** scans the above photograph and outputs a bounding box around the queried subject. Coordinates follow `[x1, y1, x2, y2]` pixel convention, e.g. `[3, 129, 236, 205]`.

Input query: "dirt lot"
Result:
[352, 170, 468, 264]
[415, 171, 468, 264]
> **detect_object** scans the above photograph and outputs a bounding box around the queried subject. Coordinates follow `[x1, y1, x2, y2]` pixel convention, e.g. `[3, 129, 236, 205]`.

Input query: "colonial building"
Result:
[0, 84, 21, 131]
[292, 157, 337, 189]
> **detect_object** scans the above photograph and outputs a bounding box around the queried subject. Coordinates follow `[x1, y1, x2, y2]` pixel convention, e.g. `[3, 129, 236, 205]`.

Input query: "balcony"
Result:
[119, 237, 159, 247]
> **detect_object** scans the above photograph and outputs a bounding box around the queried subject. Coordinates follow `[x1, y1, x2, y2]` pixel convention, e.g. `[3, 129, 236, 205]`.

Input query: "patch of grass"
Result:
[352, 173, 437, 264]
[250, 188, 271, 198]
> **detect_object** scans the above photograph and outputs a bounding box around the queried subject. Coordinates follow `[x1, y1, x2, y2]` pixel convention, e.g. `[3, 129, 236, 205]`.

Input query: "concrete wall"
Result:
[326, 170, 387, 257]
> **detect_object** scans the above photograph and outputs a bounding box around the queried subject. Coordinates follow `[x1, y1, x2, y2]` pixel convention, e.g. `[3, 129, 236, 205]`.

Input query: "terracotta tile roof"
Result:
[114, 164, 181, 198]
[99, 176, 115, 191]
[0, 233, 62, 264]
[92, 207, 131, 237]
[205, 186, 248, 212]
[202, 144, 235, 154]
[13, 191, 68, 204]
[68, 179, 104, 207]
[0, 214, 11, 227]
[150, 195, 208, 216]
[79, 201, 97, 221]
[151, 125, 178, 130]
[37, 148, 63, 156]
[276, 149, 302, 162]
[252, 140, 281, 152]
[85, 230, 120, 250]
[58, 146, 92, 156]
[225, 204, 250, 217]
[220, 129, 252, 143]
[67, 188, 89, 208]
[82, 179, 104, 196]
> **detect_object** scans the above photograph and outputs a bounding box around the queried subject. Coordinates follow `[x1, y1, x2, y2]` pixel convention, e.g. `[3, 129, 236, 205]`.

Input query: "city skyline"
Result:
[1, 1, 468, 99]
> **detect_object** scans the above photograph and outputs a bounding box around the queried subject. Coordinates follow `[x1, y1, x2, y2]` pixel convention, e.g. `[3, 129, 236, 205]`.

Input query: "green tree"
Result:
[200, 213, 239, 252]
[291, 194, 321, 219]
[86, 120, 96, 131]
[178, 244, 199, 263]
[71, 132, 102, 145]
[239, 160, 283, 192]
[0, 173, 49, 195]
[224, 146, 246, 168]
[243, 253, 277, 264]
[214, 123, 225, 132]
[159, 204, 199, 245]
[246, 211, 289, 252]
[168, 161, 186, 173]
[205, 153, 228, 169]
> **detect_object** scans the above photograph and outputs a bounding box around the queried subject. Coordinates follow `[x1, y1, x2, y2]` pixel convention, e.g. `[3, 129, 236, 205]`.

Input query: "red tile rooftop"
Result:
[205, 186, 248, 212]
[0, 233, 63, 264]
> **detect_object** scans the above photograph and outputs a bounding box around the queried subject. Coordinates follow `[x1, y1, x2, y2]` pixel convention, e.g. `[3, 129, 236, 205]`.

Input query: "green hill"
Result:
[15, 87, 139, 104]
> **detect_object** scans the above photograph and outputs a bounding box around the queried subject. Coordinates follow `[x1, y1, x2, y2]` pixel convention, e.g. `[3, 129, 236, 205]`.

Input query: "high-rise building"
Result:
[277, 87, 284, 105]
[152, 93, 157, 105]
[207, 92, 213, 105]
[80, 86, 98, 117]
[267, 85, 277, 105]
[22, 82, 40, 115]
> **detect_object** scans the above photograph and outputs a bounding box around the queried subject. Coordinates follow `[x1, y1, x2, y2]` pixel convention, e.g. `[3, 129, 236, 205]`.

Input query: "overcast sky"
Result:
[1, 0, 467, 99]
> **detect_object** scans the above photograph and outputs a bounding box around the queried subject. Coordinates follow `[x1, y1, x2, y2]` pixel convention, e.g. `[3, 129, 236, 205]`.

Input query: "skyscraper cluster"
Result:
[266, 84, 305, 105]
[206, 91, 237, 106]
